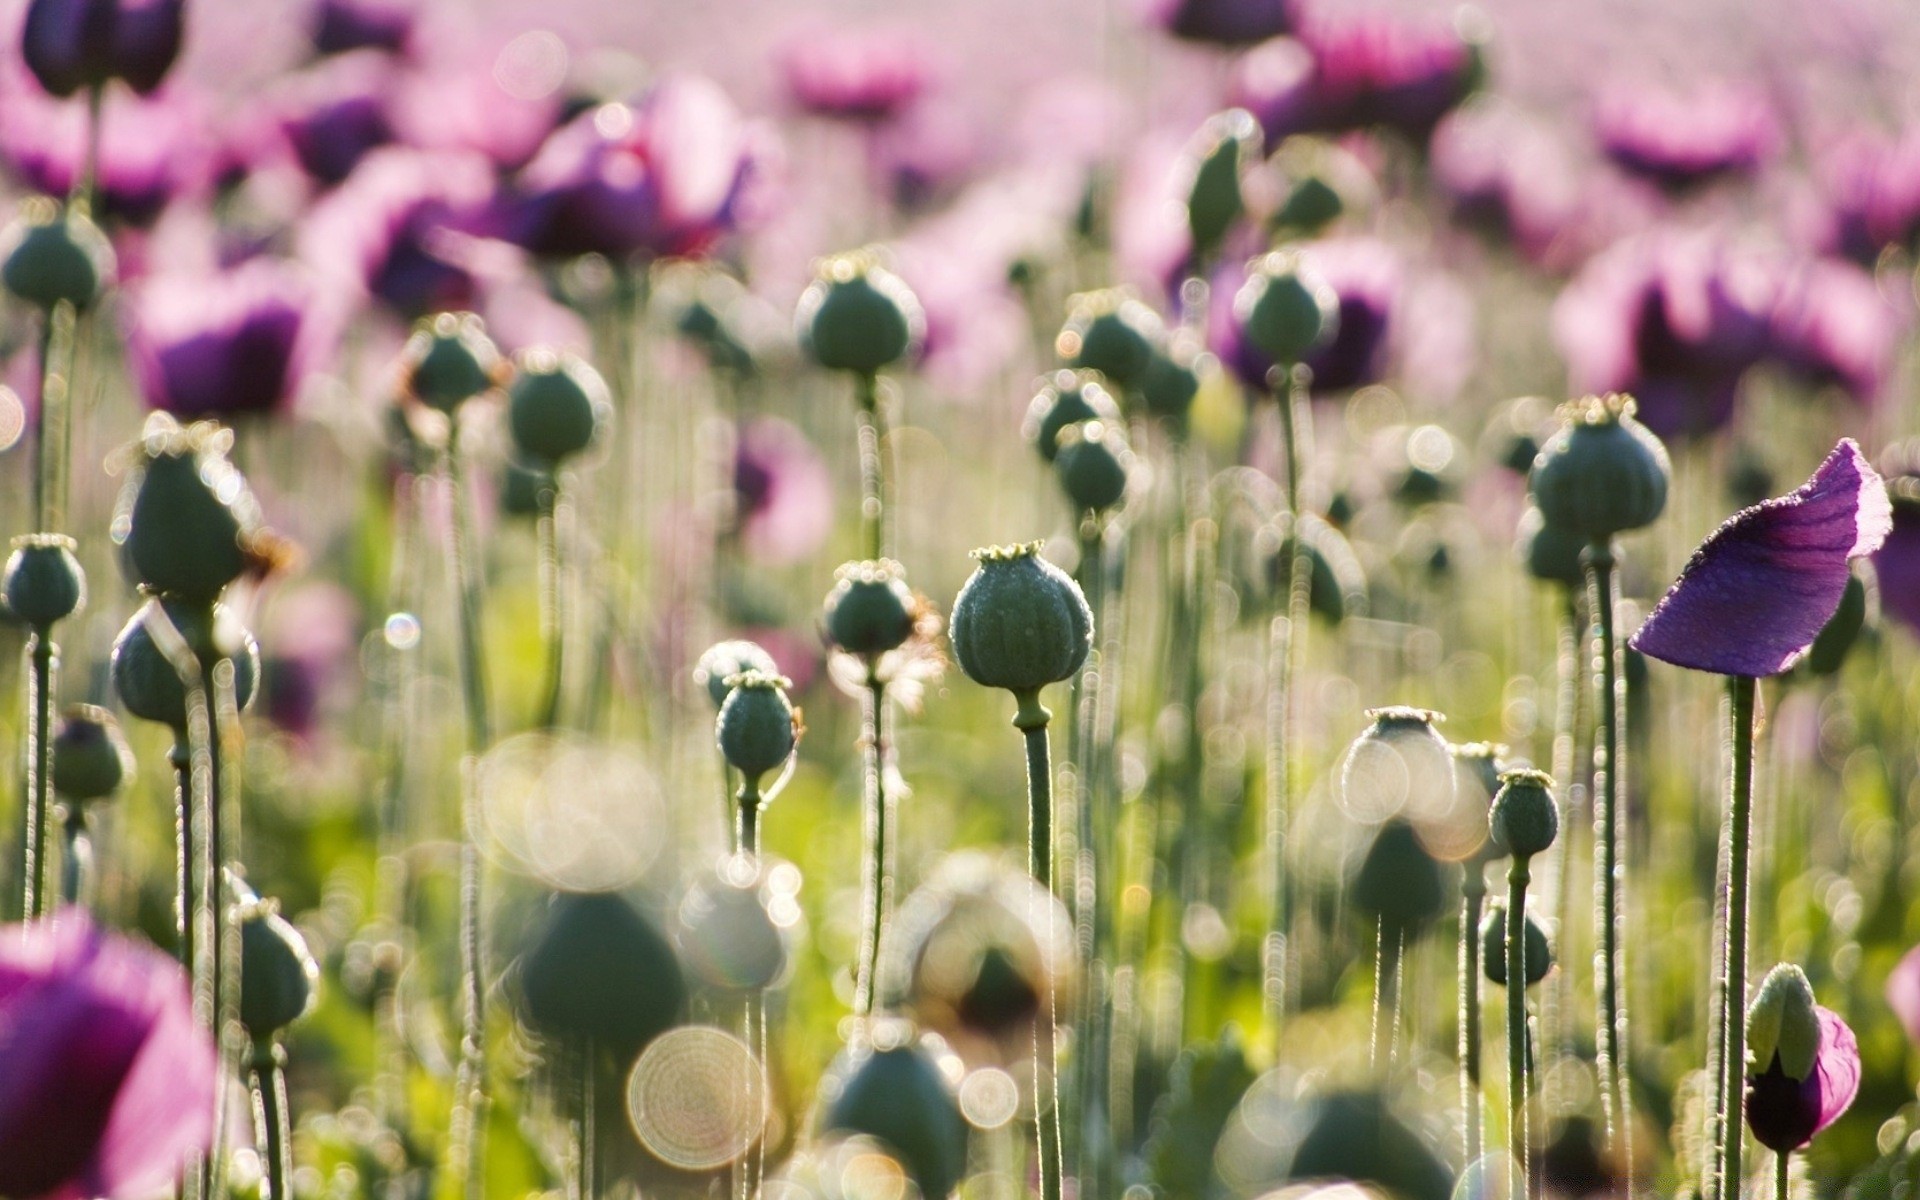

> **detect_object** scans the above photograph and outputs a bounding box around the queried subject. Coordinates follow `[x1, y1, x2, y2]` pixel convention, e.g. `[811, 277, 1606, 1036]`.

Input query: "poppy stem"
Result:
[24, 630, 54, 918]
[736, 776, 763, 858]
[59, 803, 90, 908]
[1720, 675, 1757, 1200]
[1775, 1150, 1789, 1200]
[1015, 689, 1062, 1200]
[250, 1040, 293, 1200]
[855, 673, 890, 1020]
[1266, 363, 1313, 1059]
[1508, 856, 1534, 1200]
[1584, 539, 1632, 1177]
[1461, 867, 1486, 1166]
[854, 371, 887, 562]
[536, 475, 566, 731]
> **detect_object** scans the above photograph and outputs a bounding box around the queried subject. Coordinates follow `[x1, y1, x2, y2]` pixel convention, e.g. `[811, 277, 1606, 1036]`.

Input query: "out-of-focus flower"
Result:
[0, 78, 214, 226]
[1431, 101, 1580, 266]
[1816, 132, 1920, 265]
[274, 52, 398, 187]
[22, 0, 182, 98]
[778, 26, 931, 123]
[503, 75, 768, 262]
[870, 102, 978, 213]
[298, 146, 494, 319]
[124, 259, 335, 419]
[260, 582, 359, 744]
[1746, 1004, 1859, 1153]
[1142, 0, 1292, 47]
[1594, 84, 1778, 193]
[1230, 7, 1484, 147]
[0, 914, 219, 1200]
[1871, 461, 1920, 637]
[1767, 258, 1903, 402]
[1208, 239, 1391, 394]
[1888, 939, 1920, 1044]
[1631, 440, 1890, 676]
[388, 33, 568, 172]
[311, 0, 416, 57]
[731, 417, 833, 567]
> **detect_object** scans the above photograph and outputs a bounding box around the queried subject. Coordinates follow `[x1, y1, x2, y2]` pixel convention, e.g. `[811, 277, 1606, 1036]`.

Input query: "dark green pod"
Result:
[1186, 109, 1260, 264]
[1023, 370, 1121, 463]
[1490, 767, 1558, 858]
[400, 312, 502, 413]
[1053, 421, 1132, 514]
[1480, 901, 1552, 987]
[51, 704, 132, 802]
[694, 640, 778, 710]
[118, 420, 258, 603]
[514, 890, 687, 1058]
[1058, 290, 1162, 391]
[1350, 818, 1451, 935]
[716, 670, 798, 782]
[1516, 506, 1586, 589]
[1529, 394, 1671, 541]
[948, 543, 1093, 697]
[3, 534, 84, 627]
[824, 561, 918, 657]
[797, 253, 922, 374]
[0, 198, 112, 311]
[239, 896, 319, 1038]
[821, 1038, 968, 1200]
[110, 597, 261, 733]
[507, 348, 610, 465]
[1237, 250, 1338, 367]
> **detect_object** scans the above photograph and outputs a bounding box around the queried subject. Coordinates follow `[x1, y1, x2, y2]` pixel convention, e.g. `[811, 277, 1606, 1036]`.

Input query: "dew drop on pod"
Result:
[507, 347, 611, 466]
[1528, 393, 1671, 542]
[1057, 289, 1163, 393]
[0, 197, 114, 312]
[796, 250, 924, 375]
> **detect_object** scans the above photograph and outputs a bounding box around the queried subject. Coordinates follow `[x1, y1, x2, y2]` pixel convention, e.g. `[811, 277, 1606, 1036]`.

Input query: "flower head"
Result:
[1594, 83, 1778, 192]
[1631, 440, 1890, 676]
[22, 0, 183, 98]
[1745, 1004, 1859, 1153]
[778, 26, 931, 123]
[0, 915, 219, 1200]
[124, 260, 333, 419]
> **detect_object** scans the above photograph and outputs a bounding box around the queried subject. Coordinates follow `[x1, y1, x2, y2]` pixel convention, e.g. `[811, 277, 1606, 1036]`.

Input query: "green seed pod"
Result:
[514, 890, 687, 1058]
[499, 459, 550, 519]
[1746, 962, 1820, 1080]
[1273, 174, 1344, 235]
[796, 251, 924, 374]
[399, 312, 503, 413]
[0, 197, 113, 311]
[820, 1037, 968, 1200]
[949, 542, 1093, 698]
[1350, 818, 1451, 935]
[1479, 901, 1552, 987]
[1022, 369, 1121, 463]
[1287, 1091, 1454, 1200]
[3, 533, 84, 627]
[675, 865, 788, 992]
[1140, 348, 1200, 423]
[238, 894, 319, 1039]
[1516, 506, 1586, 590]
[1185, 109, 1260, 265]
[1053, 421, 1132, 514]
[1058, 290, 1162, 391]
[1802, 572, 1867, 677]
[51, 704, 132, 802]
[507, 348, 610, 465]
[110, 597, 261, 734]
[1528, 394, 1671, 541]
[1490, 767, 1558, 858]
[694, 640, 778, 709]
[117, 417, 262, 603]
[716, 670, 798, 783]
[1451, 742, 1509, 869]
[824, 560, 918, 657]
[1340, 706, 1453, 827]
[1236, 249, 1338, 367]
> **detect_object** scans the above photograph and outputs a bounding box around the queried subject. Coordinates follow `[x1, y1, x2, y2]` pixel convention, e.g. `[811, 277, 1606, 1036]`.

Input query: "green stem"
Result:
[1266, 366, 1313, 1054]
[171, 742, 194, 973]
[1721, 676, 1757, 1200]
[1016, 692, 1062, 1200]
[1461, 875, 1485, 1166]
[250, 1041, 293, 1200]
[1775, 1150, 1789, 1200]
[24, 632, 53, 918]
[856, 674, 890, 1019]
[536, 476, 565, 731]
[59, 804, 89, 908]
[578, 1039, 597, 1200]
[854, 372, 885, 561]
[1508, 857, 1533, 1200]
[1585, 541, 1631, 1169]
[74, 85, 103, 218]
[737, 776, 763, 858]
[1543, 588, 1582, 1079]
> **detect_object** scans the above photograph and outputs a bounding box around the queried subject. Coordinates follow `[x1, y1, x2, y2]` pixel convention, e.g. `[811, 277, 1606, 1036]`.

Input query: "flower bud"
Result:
[1350, 818, 1450, 934]
[507, 348, 611, 465]
[1186, 110, 1260, 265]
[0, 198, 113, 311]
[824, 560, 918, 657]
[117, 417, 263, 603]
[51, 704, 131, 802]
[1480, 901, 1552, 987]
[111, 597, 261, 733]
[514, 890, 687, 1057]
[3, 534, 84, 627]
[1517, 506, 1585, 589]
[1235, 250, 1338, 368]
[796, 251, 923, 374]
[1057, 290, 1163, 391]
[1054, 421, 1132, 514]
[821, 1037, 968, 1200]
[1490, 767, 1558, 858]
[238, 894, 319, 1039]
[1746, 963, 1819, 1082]
[949, 542, 1093, 700]
[1529, 394, 1671, 541]
[23, 0, 183, 98]
[1022, 370, 1121, 463]
[717, 670, 799, 783]
[399, 312, 503, 413]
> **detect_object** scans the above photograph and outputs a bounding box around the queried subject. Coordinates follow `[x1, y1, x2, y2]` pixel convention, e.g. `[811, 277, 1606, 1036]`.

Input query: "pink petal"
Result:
[1812, 1006, 1861, 1137]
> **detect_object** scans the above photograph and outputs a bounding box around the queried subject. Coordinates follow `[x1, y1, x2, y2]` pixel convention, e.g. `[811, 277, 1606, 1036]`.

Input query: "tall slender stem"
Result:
[736, 777, 763, 858]
[1266, 365, 1313, 1055]
[1508, 859, 1534, 1200]
[1461, 873, 1486, 1165]
[577, 1039, 598, 1200]
[250, 1041, 293, 1200]
[1720, 676, 1757, 1200]
[24, 632, 54, 918]
[172, 742, 195, 974]
[60, 805, 90, 908]
[1585, 541, 1631, 1173]
[1016, 690, 1062, 1200]
[1774, 1151, 1789, 1200]
[1543, 588, 1582, 1083]
[536, 477, 566, 731]
[854, 373, 886, 561]
[855, 674, 890, 1019]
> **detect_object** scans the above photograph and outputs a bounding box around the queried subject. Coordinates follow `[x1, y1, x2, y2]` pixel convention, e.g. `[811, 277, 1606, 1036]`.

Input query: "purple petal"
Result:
[1631, 439, 1891, 675]
[1887, 942, 1920, 1044]
[1872, 496, 1920, 637]
[1811, 1006, 1861, 1138]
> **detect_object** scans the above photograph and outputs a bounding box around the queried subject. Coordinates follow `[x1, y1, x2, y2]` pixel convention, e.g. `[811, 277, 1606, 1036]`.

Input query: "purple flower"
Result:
[299, 147, 494, 319]
[503, 75, 767, 262]
[124, 260, 334, 418]
[732, 417, 832, 566]
[0, 914, 219, 1200]
[1208, 239, 1397, 394]
[1594, 84, 1778, 192]
[0, 78, 213, 226]
[1817, 132, 1920, 265]
[778, 26, 932, 123]
[275, 53, 397, 187]
[1142, 0, 1293, 47]
[1870, 481, 1920, 638]
[22, 0, 182, 99]
[1631, 440, 1891, 676]
[1887, 941, 1920, 1045]
[1430, 102, 1580, 266]
[387, 36, 567, 172]
[1745, 1007, 1859, 1153]
[1767, 259, 1903, 402]
[311, 0, 416, 57]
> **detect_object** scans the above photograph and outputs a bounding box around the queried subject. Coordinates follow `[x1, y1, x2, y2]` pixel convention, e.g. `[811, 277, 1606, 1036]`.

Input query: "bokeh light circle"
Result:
[626, 1025, 767, 1171]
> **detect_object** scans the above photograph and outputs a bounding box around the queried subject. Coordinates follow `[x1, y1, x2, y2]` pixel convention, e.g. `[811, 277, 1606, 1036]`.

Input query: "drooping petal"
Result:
[1630, 439, 1891, 675]
[1810, 1006, 1861, 1138]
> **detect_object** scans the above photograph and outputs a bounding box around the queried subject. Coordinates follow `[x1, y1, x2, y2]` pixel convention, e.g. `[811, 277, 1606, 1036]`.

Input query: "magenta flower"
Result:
[1631, 440, 1891, 676]
[124, 260, 334, 419]
[298, 147, 495, 319]
[778, 26, 931, 123]
[387, 39, 565, 172]
[1594, 84, 1778, 192]
[273, 52, 398, 188]
[22, 0, 182, 99]
[1141, 0, 1293, 47]
[1872, 483, 1920, 638]
[503, 75, 767, 262]
[1745, 1006, 1859, 1153]
[0, 78, 213, 226]
[1887, 941, 1920, 1045]
[1430, 102, 1580, 267]
[311, 0, 416, 57]
[732, 417, 833, 567]
[1817, 132, 1920, 265]
[1208, 240, 1394, 395]
[0, 915, 219, 1200]
[1767, 259, 1903, 402]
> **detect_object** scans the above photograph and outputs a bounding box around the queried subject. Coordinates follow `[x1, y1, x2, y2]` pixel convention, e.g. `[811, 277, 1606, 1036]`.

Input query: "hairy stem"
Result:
[1017, 692, 1062, 1200]
[1719, 676, 1757, 1200]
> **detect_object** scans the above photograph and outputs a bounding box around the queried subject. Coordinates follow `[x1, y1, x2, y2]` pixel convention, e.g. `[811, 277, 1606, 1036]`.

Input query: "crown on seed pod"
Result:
[796, 249, 925, 375]
[717, 670, 801, 786]
[948, 542, 1093, 700]
[1528, 394, 1671, 542]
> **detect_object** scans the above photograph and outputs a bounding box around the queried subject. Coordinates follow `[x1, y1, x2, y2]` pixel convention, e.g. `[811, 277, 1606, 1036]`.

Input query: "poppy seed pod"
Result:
[1283, 1091, 1454, 1200]
[118, 419, 262, 603]
[1054, 421, 1133, 514]
[514, 890, 687, 1059]
[499, 459, 550, 519]
[1140, 349, 1200, 422]
[399, 312, 503, 413]
[716, 670, 798, 783]
[1350, 818, 1450, 934]
[949, 542, 1093, 702]
[1186, 109, 1261, 264]
[111, 597, 261, 733]
[1340, 706, 1453, 826]
[1274, 174, 1344, 235]
[238, 895, 319, 1039]
[796, 251, 924, 374]
[820, 1037, 969, 1200]
[4, 534, 85, 627]
[1023, 370, 1121, 463]
[507, 348, 611, 465]
[51, 704, 132, 802]
[695, 640, 778, 710]
[1490, 767, 1558, 858]
[1057, 290, 1163, 392]
[1, 199, 113, 312]
[824, 560, 918, 657]
[1802, 573, 1868, 677]
[1529, 394, 1671, 541]
[1517, 506, 1586, 589]
[1236, 250, 1339, 368]
[1480, 901, 1552, 987]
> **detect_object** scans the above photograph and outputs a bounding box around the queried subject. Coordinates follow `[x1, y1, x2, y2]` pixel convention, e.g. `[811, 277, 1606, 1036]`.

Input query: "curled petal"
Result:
[1811, 1006, 1861, 1138]
[1631, 439, 1890, 675]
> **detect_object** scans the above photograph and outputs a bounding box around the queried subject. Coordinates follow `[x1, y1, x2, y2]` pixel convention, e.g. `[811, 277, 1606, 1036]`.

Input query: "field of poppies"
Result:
[5, 1, 1920, 1199]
